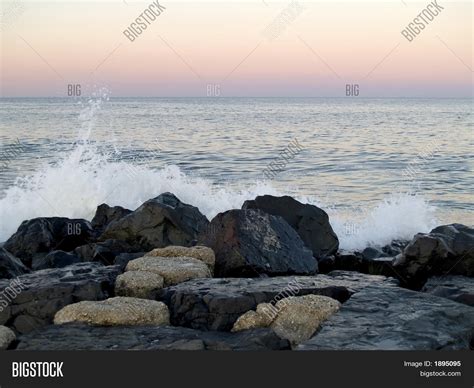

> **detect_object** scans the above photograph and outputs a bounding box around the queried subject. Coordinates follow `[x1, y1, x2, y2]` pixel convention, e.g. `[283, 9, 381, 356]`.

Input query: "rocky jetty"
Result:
[0, 192, 472, 350]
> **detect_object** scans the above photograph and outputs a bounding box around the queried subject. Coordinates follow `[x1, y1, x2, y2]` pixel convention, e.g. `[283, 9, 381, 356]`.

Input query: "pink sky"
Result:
[0, 0, 472, 97]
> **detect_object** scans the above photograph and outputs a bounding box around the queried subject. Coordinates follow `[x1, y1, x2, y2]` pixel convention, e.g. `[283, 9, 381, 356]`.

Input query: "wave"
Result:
[0, 95, 439, 250]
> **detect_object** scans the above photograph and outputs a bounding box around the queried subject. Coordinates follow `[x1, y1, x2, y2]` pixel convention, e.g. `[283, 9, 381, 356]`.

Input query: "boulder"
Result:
[75, 239, 136, 265]
[16, 324, 290, 350]
[145, 246, 215, 271]
[0, 248, 29, 279]
[115, 271, 164, 299]
[126, 256, 211, 286]
[91, 204, 131, 232]
[393, 224, 474, 288]
[0, 325, 16, 350]
[198, 209, 317, 277]
[3, 217, 94, 266]
[242, 195, 339, 257]
[270, 295, 340, 345]
[232, 295, 340, 346]
[32, 250, 81, 271]
[54, 297, 170, 326]
[157, 271, 398, 331]
[0, 262, 120, 333]
[297, 285, 474, 350]
[231, 304, 274, 332]
[99, 193, 209, 251]
[422, 276, 474, 306]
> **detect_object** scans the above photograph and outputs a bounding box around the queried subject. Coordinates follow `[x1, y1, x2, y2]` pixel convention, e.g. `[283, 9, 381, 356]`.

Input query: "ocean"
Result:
[0, 96, 472, 250]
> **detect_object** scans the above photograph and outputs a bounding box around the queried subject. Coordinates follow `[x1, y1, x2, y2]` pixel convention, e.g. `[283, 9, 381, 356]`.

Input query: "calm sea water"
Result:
[0, 97, 472, 248]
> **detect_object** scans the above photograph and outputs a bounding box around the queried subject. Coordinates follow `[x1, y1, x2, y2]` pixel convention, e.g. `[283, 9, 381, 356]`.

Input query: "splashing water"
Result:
[0, 95, 439, 249]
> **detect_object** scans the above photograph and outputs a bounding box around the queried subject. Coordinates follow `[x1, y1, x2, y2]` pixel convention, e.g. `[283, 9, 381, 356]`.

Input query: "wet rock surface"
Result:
[242, 195, 339, 258]
[297, 285, 474, 350]
[199, 209, 317, 277]
[422, 275, 474, 306]
[3, 217, 94, 266]
[0, 262, 120, 333]
[99, 193, 209, 251]
[16, 324, 290, 350]
[158, 271, 398, 331]
[393, 224, 474, 288]
[0, 248, 29, 279]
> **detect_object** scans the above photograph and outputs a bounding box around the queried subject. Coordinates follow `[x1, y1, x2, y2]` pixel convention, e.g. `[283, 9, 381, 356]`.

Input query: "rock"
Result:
[114, 252, 146, 271]
[126, 256, 211, 286]
[32, 250, 81, 271]
[317, 255, 335, 273]
[54, 297, 170, 326]
[74, 239, 136, 265]
[231, 304, 274, 332]
[297, 285, 474, 350]
[333, 250, 364, 272]
[0, 248, 29, 279]
[232, 295, 340, 346]
[91, 204, 132, 232]
[145, 246, 215, 271]
[366, 257, 397, 278]
[242, 195, 339, 257]
[270, 295, 340, 345]
[422, 276, 474, 306]
[361, 246, 387, 260]
[115, 271, 164, 299]
[157, 271, 398, 331]
[16, 324, 290, 350]
[381, 240, 409, 256]
[0, 325, 16, 350]
[0, 262, 120, 333]
[394, 224, 474, 288]
[3, 217, 94, 266]
[199, 209, 317, 277]
[99, 193, 209, 251]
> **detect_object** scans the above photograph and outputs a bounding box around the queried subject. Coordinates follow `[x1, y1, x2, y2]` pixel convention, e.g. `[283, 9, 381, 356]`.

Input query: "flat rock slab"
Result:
[15, 324, 290, 351]
[158, 271, 398, 331]
[422, 276, 474, 306]
[297, 285, 474, 350]
[0, 263, 120, 333]
[126, 256, 211, 286]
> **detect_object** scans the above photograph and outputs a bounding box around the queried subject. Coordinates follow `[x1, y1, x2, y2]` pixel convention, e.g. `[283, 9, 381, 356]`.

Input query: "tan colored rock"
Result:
[146, 246, 215, 271]
[231, 303, 274, 332]
[115, 271, 164, 299]
[271, 295, 341, 345]
[0, 325, 16, 350]
[54, 297, 170, 326]
[126, 256, 211, 286]
[231, 295, 340, 345]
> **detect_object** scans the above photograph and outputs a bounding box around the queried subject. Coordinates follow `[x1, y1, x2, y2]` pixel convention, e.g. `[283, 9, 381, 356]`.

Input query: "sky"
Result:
[0, 0, 472, 97]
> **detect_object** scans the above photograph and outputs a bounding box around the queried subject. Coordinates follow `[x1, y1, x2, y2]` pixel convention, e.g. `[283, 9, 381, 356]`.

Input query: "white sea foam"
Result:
[0, 95, 439, 248]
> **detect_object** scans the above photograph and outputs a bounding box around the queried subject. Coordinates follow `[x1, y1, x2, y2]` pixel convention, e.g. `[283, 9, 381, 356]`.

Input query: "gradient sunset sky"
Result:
[1, 0, 472, 97]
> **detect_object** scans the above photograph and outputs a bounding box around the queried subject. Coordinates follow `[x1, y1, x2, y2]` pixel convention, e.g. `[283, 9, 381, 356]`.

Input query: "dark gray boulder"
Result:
[75, 239, 136, 265]
[242, 195, 339, 258]
[3, 217, 94, 266]
[91, 204, 131, 232]
[157, 271, 398, 331]
[393, 224, 474, 288]
[32, 250, 81, 271]
[297, 285, 474, 350]
[0, 262, 120, 333]
[0, 248, 29, 279]
[99, 193, 209, 251]
[198, 209, 317, 277]
[422, 276, 474, 306]
[16, 324, 290, 350]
